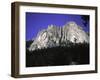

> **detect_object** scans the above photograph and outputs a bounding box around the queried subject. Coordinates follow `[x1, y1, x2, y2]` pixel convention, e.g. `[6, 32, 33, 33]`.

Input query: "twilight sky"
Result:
[26, 12, 89, 41]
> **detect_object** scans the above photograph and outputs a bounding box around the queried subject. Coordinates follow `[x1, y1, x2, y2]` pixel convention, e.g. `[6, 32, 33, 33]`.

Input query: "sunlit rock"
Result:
[28, 21, 89, 51]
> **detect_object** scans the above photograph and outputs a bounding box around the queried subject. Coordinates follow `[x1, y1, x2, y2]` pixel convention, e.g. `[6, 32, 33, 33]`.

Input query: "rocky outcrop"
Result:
[28, 21, 89, 51]
[63, 22, 89, 43]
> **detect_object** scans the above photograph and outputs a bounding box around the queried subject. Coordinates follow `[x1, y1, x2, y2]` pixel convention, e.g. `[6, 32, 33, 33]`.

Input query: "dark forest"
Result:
[26, 42, 89, 67]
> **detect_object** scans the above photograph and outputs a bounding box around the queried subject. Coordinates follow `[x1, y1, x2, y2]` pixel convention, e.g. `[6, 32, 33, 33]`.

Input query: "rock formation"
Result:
[28, 21, 89, 51]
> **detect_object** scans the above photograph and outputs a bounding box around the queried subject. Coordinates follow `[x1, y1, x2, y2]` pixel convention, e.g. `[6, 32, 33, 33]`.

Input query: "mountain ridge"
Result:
[28, 21, 89, 51]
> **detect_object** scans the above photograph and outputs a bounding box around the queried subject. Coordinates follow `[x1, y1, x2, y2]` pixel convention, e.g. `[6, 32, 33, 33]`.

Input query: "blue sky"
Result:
[26, 12, 89, 41]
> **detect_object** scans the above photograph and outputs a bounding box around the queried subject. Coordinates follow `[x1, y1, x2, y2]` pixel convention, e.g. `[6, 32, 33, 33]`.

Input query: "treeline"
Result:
[26, 43, 89, 67]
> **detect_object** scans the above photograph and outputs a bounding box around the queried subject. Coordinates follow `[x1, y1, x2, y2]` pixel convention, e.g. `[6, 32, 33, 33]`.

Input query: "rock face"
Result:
[63, 22, 89, 43]
[28, 21, 89, 51]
